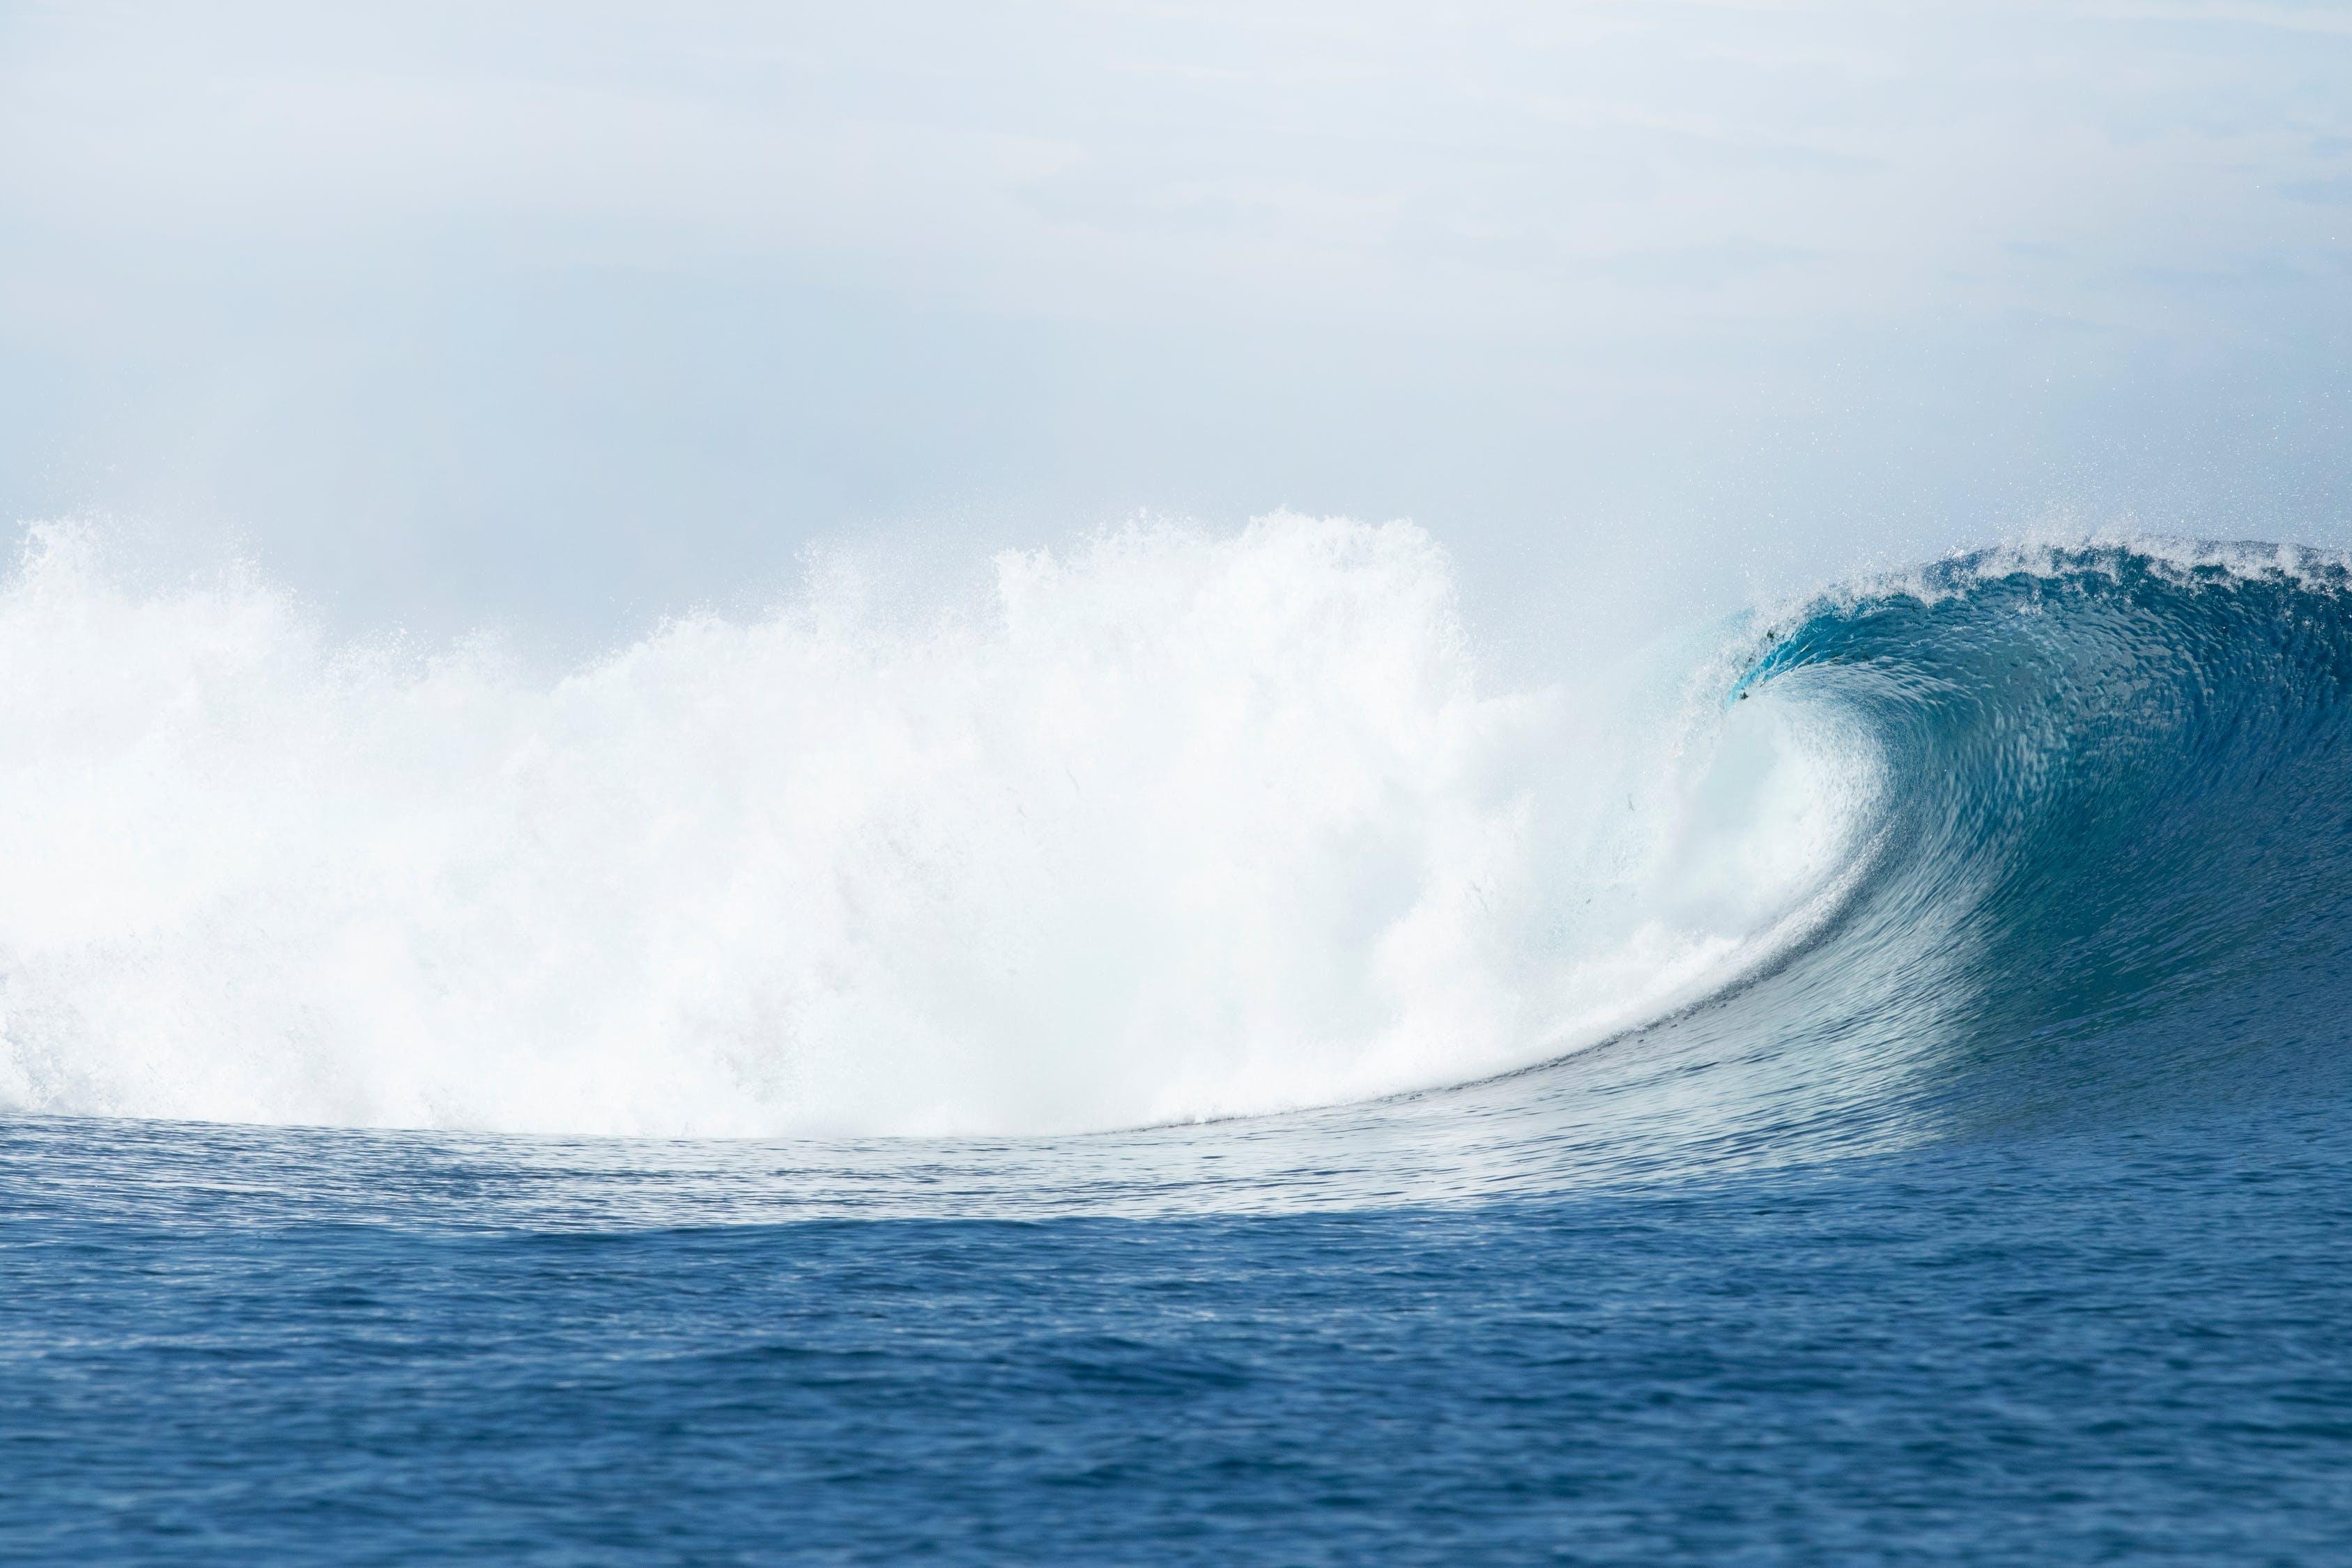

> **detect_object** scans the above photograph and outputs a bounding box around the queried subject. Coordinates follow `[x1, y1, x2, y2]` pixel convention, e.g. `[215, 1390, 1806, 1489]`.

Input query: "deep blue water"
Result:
[10, 546, 2352, 1561]
[7, 1104, 2351, 1562]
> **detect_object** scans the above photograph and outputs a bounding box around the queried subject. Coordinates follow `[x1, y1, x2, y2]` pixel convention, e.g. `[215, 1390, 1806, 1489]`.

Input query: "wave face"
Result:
[1715, 541, 2352, 1130]
[4, 524, 2348, 1150]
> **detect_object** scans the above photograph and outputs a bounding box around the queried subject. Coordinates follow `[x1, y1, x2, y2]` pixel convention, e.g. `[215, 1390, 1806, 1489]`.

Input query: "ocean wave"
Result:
[7, 524, 2344, 1150]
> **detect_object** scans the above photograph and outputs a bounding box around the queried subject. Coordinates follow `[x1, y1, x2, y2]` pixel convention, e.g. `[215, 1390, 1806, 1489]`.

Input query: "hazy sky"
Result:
[3, 0, 2349, 645]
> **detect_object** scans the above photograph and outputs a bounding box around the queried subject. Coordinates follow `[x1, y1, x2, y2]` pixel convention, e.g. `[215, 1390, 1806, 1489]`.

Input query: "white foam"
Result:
[0, 514, 1880, 1136]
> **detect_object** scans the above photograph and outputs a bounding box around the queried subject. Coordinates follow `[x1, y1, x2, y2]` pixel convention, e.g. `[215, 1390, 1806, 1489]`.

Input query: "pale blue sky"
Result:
[3, 1, 2348, 646]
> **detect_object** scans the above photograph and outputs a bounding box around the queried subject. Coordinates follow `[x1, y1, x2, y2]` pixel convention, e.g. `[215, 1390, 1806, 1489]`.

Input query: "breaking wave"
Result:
[9, 517, 2346, 1155]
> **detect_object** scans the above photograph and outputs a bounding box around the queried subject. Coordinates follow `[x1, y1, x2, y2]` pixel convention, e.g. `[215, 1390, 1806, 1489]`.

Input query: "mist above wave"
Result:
[0, 515, 1872, 1137]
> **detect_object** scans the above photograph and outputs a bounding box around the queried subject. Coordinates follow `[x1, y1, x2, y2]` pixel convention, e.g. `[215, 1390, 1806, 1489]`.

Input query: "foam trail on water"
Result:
[0, 516, 1877, 1137]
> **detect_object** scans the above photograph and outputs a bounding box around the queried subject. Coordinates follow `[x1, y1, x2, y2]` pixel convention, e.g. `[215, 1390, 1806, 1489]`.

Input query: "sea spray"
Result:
[0, 515, 1873, 1135]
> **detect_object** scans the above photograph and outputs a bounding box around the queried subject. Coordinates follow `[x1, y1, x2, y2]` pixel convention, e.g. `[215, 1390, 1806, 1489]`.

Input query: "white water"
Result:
[0, 515, 1880, 1137]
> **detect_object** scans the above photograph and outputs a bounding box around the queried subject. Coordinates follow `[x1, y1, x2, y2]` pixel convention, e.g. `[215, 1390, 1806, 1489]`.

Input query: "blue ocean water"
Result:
[8, 544, 2352, 1560]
